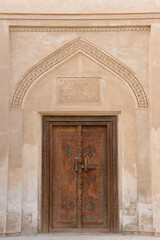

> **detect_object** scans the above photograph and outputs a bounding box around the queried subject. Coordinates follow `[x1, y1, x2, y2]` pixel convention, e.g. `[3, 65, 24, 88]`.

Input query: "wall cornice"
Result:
[1, 12, 160, 20]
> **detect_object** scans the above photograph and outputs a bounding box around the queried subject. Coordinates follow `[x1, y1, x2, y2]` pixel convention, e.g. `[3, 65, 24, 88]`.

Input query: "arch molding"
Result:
[11, 37, 148, 108]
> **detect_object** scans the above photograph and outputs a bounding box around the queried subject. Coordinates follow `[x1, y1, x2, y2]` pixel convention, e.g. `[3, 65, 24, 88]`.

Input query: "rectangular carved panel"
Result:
[58, 77, 101, 104]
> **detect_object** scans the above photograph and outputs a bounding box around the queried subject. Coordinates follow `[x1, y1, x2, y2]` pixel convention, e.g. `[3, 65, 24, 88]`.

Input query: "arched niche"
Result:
[11, 38, 148, 109]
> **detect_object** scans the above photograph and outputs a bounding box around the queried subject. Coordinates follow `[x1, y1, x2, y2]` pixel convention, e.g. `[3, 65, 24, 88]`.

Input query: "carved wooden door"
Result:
[42, 116, 118, 233]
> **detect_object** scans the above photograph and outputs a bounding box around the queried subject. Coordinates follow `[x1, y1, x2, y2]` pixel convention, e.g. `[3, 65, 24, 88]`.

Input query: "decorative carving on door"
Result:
[83, 196, 97, 212]
[62, 196, 76, 211]
[64, 169, 76, 184]
[42, 116, 118, 233]
[84, 171, 97, 185]
[83, 144, 96, 157]
[63, 144, 75, 158]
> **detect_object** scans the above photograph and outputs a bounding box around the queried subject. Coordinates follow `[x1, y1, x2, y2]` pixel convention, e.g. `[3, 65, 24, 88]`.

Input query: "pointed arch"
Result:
[11, 37, 148, 108]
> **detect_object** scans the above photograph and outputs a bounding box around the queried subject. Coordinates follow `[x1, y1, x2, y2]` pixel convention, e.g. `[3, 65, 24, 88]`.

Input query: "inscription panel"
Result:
[58, 77, 101, 104]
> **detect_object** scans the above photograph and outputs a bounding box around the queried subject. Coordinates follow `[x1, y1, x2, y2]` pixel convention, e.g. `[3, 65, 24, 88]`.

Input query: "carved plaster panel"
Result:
[58, 77, 101, 104]
[9, 26, 150, 32]
[11, 38, 148, 108]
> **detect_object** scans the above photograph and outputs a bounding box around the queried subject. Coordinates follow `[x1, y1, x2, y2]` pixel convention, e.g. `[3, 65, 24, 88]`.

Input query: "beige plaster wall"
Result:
[0, 21, 10, 236]
[150, 24, 160, 235]
[7, 110, 22, 234]
[0, 0, 160, 13]
[0, 9, 160, 236]
[8, 34, 151, 234]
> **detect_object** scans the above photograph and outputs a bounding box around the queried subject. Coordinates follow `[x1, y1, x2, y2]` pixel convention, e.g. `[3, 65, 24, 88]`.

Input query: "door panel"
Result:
[42, 116, 118, 233]
[81, 126, 108, 229]
[50, 125, 108, 230]
[51, 126, 78, 229]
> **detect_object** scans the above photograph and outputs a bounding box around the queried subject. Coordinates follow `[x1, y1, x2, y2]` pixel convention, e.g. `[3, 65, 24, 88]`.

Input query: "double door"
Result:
[42, 116, 118, 233]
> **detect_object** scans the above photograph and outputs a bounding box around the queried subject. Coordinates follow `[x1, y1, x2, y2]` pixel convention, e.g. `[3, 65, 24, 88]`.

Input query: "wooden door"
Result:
[42, 116, 118, 233]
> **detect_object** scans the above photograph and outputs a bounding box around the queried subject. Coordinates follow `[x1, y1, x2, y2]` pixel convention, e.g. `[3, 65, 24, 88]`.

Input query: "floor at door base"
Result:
[0, 234, 156, 240]
[50, 229, 110, 234]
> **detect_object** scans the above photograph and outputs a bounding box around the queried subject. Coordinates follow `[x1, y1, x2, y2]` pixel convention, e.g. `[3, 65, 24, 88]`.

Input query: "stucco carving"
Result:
[10, 26, 150, 32]
[11, 37, 148, 108]
[58, 77, 101, 104]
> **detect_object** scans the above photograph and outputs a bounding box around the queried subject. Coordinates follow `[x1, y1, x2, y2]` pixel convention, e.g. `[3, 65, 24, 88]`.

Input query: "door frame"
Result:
[41, 115, 118, 233]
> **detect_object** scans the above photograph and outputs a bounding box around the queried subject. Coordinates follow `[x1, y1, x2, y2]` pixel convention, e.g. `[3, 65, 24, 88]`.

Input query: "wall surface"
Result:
[0, 0, 160, 13]
[0, 1, 160, 237]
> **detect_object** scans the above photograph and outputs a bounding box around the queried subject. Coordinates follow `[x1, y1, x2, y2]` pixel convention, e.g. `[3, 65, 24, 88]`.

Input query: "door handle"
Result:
[84, 157, 88, 172]
[75, 157, 98, 172]
[87, 163, 98, 170]
[83, 157, 98, 171]
[74, 157, 79, 172]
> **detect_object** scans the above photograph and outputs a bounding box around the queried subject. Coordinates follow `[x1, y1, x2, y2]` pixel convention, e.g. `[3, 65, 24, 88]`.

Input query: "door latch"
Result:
[74, 157, 79, 172]
[74, 157, 98, 172]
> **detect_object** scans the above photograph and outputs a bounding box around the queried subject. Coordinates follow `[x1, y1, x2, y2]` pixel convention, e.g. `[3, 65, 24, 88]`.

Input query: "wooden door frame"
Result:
[41, 115, 118, 233]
